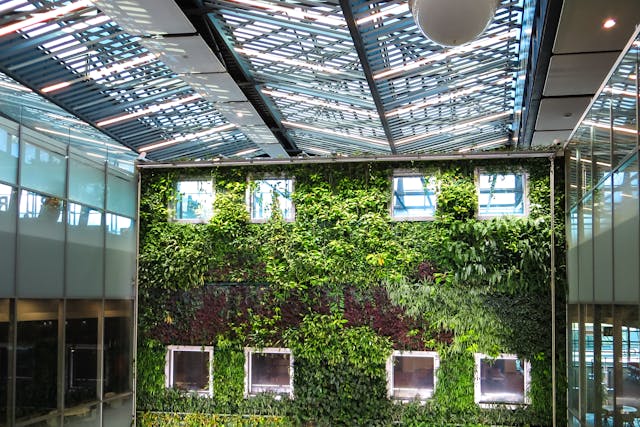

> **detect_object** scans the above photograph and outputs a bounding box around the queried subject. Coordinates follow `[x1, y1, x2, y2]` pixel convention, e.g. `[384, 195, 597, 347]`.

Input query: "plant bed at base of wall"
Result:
[137, 159, 565, 426]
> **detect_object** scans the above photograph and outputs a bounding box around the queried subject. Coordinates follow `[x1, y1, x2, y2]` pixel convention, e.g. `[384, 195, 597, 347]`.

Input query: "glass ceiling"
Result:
[0, 0, 532, 161]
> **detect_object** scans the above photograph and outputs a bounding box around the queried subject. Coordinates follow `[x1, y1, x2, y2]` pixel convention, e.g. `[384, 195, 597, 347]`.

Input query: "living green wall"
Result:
[137, 159, 565, 426]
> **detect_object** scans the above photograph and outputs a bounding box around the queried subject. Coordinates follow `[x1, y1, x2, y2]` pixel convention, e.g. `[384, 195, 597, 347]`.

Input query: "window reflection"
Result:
[389, 351, 438, 400]
[478, 172, 527, 217]
[475, 354, 529, 406]
[392, 176, 436, 220]
[0, 300, 8, 427]
[104, 300, 131, 396]
[65, 300, 99, 408]
[15, 300, 58, 421]
[175, 180, 214, 221]
[246, 348, 292, 396]
[250, 179, 293, 221]
[165, 346, 212, 396]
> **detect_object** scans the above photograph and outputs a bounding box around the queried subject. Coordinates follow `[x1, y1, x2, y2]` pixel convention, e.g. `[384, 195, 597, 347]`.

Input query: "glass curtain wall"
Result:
[567, 30, 640, 427]
[0, 75, 137, 426]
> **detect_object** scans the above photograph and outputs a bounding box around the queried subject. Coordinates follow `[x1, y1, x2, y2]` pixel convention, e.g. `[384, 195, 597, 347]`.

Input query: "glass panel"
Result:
[583, 305, 596, 424]
[102, 394, 132, 427]
[589, 93, 612, 185]
[63, 402, 99, 427]
[0, 117, 19, 185]
[106, 169, 136, 218]
[20, 137, 66, 198]
[610, 40, 638, 166]
[568, 207, 579, 303]
[175, 180, 214, 221]
[568, 145, 580, 208]
[17, 190, 64, 297]
[250, 179, 293, 221]
[66, 203, 104, 298]
[614, 156, 639, 304]
[0, 300, 8, 427]
[172, 351, 210, 392]
[616, 305, 640, 424]
[593, 175, 613, 303]
[568, 304, 580, 420]
[68, 152, 105, 209]
[105, 214, 135, 299]
[392, 355, 435, 399]
[392, 176, 436, 220]
[478, 357, 526, 404]
[15, 300, 58, 422]
[65, 300, 99, 408]
[578, 195, 594, 303]
[250, 352, 291, 393]
[0, 184, 16, 297]
[104, 300, 132, 396]
[598, 305, 615, 421]
[478, 172, 526, 216]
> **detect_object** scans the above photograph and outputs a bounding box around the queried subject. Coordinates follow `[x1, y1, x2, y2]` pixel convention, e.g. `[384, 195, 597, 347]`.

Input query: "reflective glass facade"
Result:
[0, 80, 137, 426]
[567, 32, 640, 427]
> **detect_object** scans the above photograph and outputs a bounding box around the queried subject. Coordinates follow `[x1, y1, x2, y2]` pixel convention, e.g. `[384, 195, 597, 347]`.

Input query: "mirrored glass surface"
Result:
[0, 184, 16, 297]
[65, 300, 100, 407]
[478, 358, 526, 404]
[66, 203, 104, 298]
[0, 117, 18, 185]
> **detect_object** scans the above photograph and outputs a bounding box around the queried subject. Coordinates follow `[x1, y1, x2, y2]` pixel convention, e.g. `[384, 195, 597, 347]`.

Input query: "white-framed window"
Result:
[248, 178, 294, 222]
[386, 350, 439, 401]
[474, 353, 530, 407]
[244, 347, 293, 397]
[165, 345, 213, 396]
[477, 171, 528, 218]
[174, 180, 214, 222]
[391, 174, 437, 220]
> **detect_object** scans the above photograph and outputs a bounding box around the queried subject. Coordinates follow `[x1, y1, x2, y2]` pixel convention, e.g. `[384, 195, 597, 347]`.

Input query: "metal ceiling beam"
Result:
[340, 0, 397, 154]
[175, 0, 300, 156]
[138, 148, 561, 169]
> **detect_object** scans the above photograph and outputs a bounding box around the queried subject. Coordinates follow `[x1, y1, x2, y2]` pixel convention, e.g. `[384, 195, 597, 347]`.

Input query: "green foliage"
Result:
[285, 314, 393, 425]
[137, 159, 564, 426]
[137, 412, 288, 426]
[436, 170, 477, 222]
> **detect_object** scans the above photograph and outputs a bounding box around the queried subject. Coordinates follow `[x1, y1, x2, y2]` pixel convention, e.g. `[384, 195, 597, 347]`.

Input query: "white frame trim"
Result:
[172, 178, 215, 223]
[475, 169, 529, 219]
[474, 353, 531, 408]
[165, 345, 214, 396]
[389, 171, 437, 222]
[246, 176, 295, 223]
[386, 350, 439, 401]
[244, 347, 294, 398]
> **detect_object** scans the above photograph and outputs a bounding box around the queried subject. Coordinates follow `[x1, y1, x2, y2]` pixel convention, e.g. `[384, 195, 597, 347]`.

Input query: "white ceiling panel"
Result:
[553, 0, 640, 54]
[180, 73, 247, 103]
[535, 97, 592, 131]
[216, 102, 265, 126]
[531, 130, 572, 147]
[92, 0, 195, 36]
[142, 36, 225, 74]
[544, 52, 620, 96]
[241, 126, 281, 146]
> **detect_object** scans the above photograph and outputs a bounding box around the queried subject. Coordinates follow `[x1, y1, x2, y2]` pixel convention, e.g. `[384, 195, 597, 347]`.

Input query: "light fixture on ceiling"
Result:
[602, 18, 617, 29]
[409, 0, 499, 47]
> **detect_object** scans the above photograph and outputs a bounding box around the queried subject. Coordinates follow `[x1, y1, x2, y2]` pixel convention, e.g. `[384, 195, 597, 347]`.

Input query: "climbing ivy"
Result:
[137, 159, 565, 426]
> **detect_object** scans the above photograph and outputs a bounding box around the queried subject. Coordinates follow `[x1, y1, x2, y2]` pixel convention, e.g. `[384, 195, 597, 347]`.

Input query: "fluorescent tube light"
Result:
[0, 0, 92, 37]
[97, 94, 201, 127]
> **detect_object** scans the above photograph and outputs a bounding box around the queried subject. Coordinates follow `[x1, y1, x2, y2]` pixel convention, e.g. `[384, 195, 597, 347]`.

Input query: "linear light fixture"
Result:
[395, 111, 511, 146]
[603, 86, 639, 98]
[569, 156, 611, 168]
[236, 47, 343, 75]
[458, 137, 507, 153]
[356, 3, 409, 25]
[263, 89, 374, 116]
[385, 85, 487, 117]
[34, 126, 130, 151]
[0, 0, 92, 37]
[282, 120, 389, 146]
[235, 147, 260, 157]
[583, 119, 638, 136]
[0, 80, 31, 92]
[97, 94, 201, 127]
[46, 113, 88, 125]
[41, 53, 158, 93]
[138, 123, 237, 152]
[228, 0, 344, 26]
[373, 28, 518, 80]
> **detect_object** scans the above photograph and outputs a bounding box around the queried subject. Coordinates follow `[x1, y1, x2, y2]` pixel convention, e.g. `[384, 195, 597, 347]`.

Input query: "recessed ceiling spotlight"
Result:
[603, 18, 616, 29]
